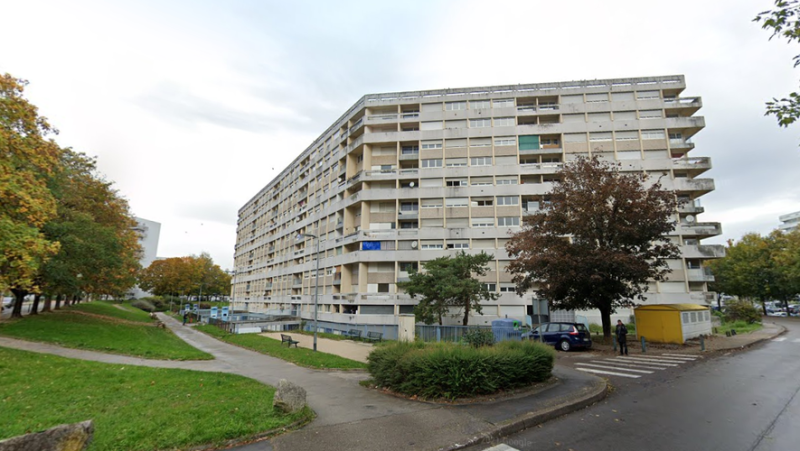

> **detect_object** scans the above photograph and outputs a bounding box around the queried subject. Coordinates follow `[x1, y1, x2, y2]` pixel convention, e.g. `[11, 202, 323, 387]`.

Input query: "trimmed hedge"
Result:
[367, 340, 555, 400]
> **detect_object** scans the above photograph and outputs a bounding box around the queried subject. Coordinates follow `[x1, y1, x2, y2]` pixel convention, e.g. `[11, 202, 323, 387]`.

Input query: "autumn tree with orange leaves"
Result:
[506, 157, 680, 338]
[138, 253, 230, 301]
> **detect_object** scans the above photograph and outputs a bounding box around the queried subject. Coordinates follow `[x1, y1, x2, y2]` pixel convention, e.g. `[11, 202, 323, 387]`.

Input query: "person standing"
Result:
[615, 319, 628, 356]
[183, 310, 188, 326]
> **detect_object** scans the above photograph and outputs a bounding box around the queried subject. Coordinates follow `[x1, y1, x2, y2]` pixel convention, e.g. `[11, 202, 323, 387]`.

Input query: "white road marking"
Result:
[662, 353, 700, 359]
[483, 445, 520, 451]
[577, 363, 654, 374]
[772, 337, 787, 342]
[597, 359, 667, 370]
[576, 367, 641, 378]
[617, 356, 679, 366]
[650, 355, 698, 362]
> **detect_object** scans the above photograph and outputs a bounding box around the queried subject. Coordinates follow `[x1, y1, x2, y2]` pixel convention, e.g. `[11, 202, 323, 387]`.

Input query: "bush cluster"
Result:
[462, 329, 495, 347]
[130, 299, 155, 312]
[367, 340, 554, 400]
[724, 300, 761, 324]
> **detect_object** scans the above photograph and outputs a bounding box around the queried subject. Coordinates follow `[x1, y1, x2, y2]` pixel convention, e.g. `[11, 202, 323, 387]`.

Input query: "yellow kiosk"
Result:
[633, 304, 712, 344]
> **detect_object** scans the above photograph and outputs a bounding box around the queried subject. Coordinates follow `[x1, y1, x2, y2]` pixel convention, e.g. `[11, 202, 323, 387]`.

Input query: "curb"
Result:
[721, 323, 787, 351]
[442, 377, 608, 450]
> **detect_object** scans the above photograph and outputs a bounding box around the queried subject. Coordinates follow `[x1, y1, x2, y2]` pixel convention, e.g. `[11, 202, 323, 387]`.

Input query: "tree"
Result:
[754, 1, 800, 129]
[399, 251, 499, 326]
[707, 230, 800, 314]
[507, 156, 680, 338]
[138, 254, 230, 301]
[1, 74, 62, 317]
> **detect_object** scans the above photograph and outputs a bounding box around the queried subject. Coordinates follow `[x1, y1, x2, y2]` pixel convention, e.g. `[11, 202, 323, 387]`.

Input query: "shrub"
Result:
[367, 340, 554, 400]
[589, 323, 603, 334]
[724, 300, 761, 324]
[462, 329, 495, 348]
[131, 299, 155, 313]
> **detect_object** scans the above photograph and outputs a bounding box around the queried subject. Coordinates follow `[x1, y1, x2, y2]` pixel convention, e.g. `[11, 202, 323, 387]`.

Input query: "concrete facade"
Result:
[232, 75, 724, 327]
[129, 217, 161, 299]
[779, 211, 800, 233]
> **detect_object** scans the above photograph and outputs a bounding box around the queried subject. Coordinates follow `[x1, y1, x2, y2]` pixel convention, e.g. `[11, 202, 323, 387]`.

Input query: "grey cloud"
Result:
[174, 199, 239, 226]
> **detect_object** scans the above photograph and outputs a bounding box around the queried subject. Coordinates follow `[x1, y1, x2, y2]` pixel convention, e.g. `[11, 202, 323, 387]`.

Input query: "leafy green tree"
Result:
[399, 251, 499, 326]
[507, 156, 680, 338]
[754, 1, 800, 128]
[708, 230, 800, 314]
[1, 74, 62, 317]
[139, 254, 230, 301]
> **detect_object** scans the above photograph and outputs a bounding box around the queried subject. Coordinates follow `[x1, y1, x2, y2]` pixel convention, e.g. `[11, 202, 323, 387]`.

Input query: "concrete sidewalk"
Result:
[260, 331, 373, 363]
[0, 313, 607, 451]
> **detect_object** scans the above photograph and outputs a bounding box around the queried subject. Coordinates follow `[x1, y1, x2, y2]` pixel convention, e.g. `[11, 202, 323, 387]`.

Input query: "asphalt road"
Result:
[472, 318, 800, 451]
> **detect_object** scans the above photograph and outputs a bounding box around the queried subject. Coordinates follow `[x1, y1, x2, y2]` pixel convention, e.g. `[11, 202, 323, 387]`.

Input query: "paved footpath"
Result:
[0, 313, 606, 451]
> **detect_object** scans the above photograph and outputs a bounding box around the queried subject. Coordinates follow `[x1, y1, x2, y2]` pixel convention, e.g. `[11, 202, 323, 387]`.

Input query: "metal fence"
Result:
[304, 321, 398, 340]
[415, 325, 528, 343]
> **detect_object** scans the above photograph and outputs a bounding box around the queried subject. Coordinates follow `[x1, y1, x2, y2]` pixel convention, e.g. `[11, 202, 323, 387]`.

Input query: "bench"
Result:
[281, 334, 299, 348]
[345, 329, 362, 339]
[367, 331, 383, 342]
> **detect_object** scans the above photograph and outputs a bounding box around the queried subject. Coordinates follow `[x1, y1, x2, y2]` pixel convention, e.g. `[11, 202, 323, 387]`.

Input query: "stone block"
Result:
[273, 379, 307, 413]
[0, 420, 93, 451]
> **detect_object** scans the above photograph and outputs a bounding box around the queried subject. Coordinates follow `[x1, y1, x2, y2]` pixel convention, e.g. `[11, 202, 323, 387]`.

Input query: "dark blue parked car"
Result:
[523, 322, 592, 352]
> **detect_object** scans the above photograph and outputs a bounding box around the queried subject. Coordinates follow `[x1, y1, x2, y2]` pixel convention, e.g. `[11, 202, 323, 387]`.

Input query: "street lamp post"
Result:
[298, 232, 320, 352]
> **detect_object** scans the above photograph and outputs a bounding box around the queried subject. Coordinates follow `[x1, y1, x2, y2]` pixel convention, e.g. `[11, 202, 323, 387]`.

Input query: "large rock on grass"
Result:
[0, 420, 93, 451]
[273, 379, 307, 413]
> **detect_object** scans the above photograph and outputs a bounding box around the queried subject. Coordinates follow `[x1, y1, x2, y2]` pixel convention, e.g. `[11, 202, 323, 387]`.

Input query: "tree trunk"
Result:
[760, 299, 767, 315]
[10, 289, 27, 319]
[600, 304, 613, 339]
[462, 300, 470, 326]
[30, 294, 41, 315]
[43, 295, 52, 312]
[55, 294, 62, 310]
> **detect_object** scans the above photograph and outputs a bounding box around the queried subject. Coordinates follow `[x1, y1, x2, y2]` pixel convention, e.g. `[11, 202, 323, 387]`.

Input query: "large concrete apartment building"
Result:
[232, 75, 724, 329]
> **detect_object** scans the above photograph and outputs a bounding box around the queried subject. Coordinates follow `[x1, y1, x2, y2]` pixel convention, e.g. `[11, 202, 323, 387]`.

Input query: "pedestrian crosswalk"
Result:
[771, 337, 800, 343]
[575, 353, 699, 379]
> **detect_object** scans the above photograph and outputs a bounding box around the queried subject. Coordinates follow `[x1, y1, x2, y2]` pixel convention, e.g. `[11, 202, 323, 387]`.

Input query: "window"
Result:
[589, 132, 612, 142]
[493, 99, 514, 108]
[445, 101, 467, 110]
[496, 196, 519, 206]
[421, 121, 443, 130]
[482, 283, 497, 291]
[470, 118, 491, 128]
[421, 140, 443, 149]
[639, 110, 663, 119]
[495, 156, 516, 165]
[471, 177, 493, 186]
[421, 198, 443, 208]
[447, 217, 468, 227]
[540, 137, 560, 146]
[357, 154, 364, 163]
[494, 136, 516, 146]
[471, 198, 493, 207]
[399, 262, 418, 272]
[496, 177, 518, 185]
[519, 135, 540, 150]
[445, 120, 467, 129]
[471, 217, 495, 227]
[471, 157, 492, 166]
[401, 145, 419, 154]
[447, 241, 469, 249]
[445, 198, 468, 207]
[494, 117, 515, 126]
[637, 90, 660, 100]
[642, 130, 666, 140]
[616, 131, 638, 141]
[470, 137, 491, 147]
[497, 216, 520, 226]
[421, 241, 444, 249]
[471, 100, 490, 109]
[421, 159, 443, 168]
[446, 138, 466, 148]
[400, 202, 419, 211]
[446, 158, 467, 167]
[445, 178, 467, 187]
[421, 103, 442, 112]
[400, 221, 418, 229]
[586, 93, 608, 103]
[500, 285, 515, 293]
[669, 132, 683, 140]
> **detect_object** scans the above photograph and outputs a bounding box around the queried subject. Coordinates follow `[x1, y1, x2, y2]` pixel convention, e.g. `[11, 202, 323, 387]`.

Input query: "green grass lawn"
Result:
[716, 320, 763, 335]
[67, 301, 153, 323]
[0, 312, 212, 360]
[196, 326, 367, 370]
[0, 347, 309, 451]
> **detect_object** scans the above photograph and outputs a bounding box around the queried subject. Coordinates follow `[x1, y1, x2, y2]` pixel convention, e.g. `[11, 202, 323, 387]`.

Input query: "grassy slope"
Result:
[0, 347, 308, 451]
[68, 301, 153, 322]
[196, 325, 367, 369]
[0, 312, 212, 360]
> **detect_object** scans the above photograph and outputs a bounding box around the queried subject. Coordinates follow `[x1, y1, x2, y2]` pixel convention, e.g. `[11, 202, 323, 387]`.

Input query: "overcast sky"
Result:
[2, 0, 799, 270]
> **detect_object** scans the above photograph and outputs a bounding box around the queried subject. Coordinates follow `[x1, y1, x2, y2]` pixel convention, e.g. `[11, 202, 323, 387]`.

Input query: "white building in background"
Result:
[779, 211, 800, 233]
[232, 75, 724, 327]
[129, 217, 161, 299]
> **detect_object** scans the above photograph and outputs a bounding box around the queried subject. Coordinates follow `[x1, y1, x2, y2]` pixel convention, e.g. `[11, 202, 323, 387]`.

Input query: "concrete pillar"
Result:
[398, 314, 415, 342]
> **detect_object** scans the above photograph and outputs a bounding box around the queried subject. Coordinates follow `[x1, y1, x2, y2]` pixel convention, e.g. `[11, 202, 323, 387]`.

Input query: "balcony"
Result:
[687, 267, 715, 283]
[519, 147, 563, 156]
[672, 157, 711, 172]
[679, 222, 722, 238]
[678, 200, 705, 214]
[367, 113, 398, 122]
[665, 96, 702, 114]
[673, 178, 715, 195]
